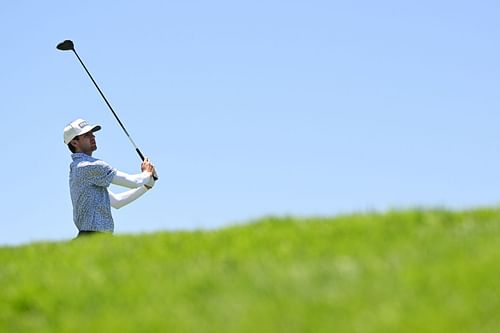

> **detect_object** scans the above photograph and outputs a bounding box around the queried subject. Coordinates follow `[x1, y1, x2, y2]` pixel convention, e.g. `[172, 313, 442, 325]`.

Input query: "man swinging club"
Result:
[64, 118, 156, 237]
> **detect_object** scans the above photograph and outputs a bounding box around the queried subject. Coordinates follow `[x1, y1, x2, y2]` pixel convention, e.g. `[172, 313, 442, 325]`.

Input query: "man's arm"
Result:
[112, 170, 154, 188]
[111, 158, 156, 189]
[108, 186, 152, 209]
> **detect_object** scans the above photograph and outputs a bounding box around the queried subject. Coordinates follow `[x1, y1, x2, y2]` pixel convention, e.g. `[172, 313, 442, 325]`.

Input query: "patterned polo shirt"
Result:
[69, 153, 117, 232]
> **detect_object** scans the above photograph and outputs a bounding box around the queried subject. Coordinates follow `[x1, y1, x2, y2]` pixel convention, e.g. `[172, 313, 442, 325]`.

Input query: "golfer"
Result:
[64, 118, 156, 237]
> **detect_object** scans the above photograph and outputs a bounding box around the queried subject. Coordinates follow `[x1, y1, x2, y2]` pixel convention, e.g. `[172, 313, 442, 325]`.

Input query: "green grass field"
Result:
[1, 208, 499, 332]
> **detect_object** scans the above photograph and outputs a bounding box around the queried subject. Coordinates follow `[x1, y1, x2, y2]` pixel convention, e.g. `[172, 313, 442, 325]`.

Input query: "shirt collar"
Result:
[71, 152, 93, 161]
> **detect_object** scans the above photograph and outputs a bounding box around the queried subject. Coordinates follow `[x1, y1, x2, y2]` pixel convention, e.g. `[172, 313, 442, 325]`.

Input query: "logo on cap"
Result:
[78, 121, 88, 128]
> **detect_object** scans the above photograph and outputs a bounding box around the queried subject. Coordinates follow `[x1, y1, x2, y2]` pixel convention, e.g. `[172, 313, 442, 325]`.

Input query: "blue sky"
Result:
[1, 0, 499, 245]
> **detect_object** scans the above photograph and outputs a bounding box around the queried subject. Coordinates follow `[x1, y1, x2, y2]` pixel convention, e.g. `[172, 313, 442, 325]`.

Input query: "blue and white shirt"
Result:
[69, 153, 117, 232]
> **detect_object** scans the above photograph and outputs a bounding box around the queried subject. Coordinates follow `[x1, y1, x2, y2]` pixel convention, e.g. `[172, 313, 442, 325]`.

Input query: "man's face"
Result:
[71, 131, 97, 155]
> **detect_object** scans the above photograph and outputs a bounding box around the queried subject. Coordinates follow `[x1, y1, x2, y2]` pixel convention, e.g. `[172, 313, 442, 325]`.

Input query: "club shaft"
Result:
[71, 50, 143, 155]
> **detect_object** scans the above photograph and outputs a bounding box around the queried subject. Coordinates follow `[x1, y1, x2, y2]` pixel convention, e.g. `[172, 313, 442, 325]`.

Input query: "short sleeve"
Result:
[80, 160, 117, 187]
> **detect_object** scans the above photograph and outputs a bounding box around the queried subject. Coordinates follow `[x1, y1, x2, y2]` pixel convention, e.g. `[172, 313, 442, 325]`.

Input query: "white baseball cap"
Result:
[63, 118, 101, 145]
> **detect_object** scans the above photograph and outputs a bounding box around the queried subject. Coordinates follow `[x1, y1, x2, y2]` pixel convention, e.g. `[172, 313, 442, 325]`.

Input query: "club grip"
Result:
[136, 148, 159, 181]
[136, 148, 145, 161]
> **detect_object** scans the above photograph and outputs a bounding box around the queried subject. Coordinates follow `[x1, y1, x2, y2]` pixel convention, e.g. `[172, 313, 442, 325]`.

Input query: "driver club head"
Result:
[56, 40, 74, 51]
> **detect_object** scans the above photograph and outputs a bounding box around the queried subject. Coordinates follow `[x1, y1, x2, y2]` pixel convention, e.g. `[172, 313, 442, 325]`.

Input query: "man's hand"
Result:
[141, 158, 155, 175]
[141, 158, 156, 190]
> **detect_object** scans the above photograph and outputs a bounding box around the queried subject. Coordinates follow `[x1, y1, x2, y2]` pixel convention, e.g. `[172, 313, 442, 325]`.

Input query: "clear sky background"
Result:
[1, 1, 499, 245]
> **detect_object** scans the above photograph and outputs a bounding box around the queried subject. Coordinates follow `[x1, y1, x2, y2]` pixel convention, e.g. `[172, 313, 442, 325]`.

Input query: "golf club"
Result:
[56, 39, 158, 180]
